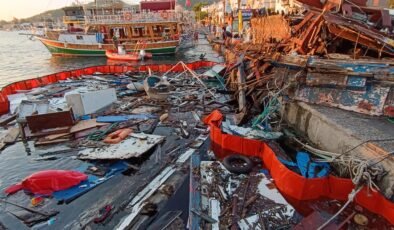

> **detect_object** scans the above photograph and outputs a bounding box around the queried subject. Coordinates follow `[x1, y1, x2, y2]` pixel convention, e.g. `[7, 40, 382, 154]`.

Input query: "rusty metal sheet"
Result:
[294, 85, 391, 116]
[306, 72, 348, 87]
[324, 13, 394, 55]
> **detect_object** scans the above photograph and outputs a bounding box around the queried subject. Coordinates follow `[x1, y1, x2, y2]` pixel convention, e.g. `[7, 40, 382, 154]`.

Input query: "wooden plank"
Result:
[0, 114, 17, 126]
[189, 153, 201, 230]
[43, 119, 108, 140]
[27, 127, 71, 138]
[3, 127, 20, 144]
[237, 58, 247, 112]
[35, 138, 70, 146]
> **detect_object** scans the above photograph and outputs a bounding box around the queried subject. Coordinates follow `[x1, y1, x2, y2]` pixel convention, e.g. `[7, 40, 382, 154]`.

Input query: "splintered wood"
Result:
[251, 15, 291, 44]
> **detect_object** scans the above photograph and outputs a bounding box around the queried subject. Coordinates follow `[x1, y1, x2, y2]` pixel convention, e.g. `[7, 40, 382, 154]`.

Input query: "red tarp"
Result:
[5, 170, 88, 196]
[140, 0, 175, 11]
[203, 110, 394, 225]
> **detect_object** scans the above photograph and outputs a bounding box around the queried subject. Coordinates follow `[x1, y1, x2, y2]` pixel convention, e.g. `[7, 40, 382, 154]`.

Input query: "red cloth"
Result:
[5, 170, 88, 196]
[203, 110, 394, 225]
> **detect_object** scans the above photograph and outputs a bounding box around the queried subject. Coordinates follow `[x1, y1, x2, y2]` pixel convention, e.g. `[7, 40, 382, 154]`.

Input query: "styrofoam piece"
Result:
[18, 100, 49, 120]
[66, 88, 117, 117]
[8, 93, 28, 114]
[209, 199, 221, 230]
[78, 134, 165, 160]
[202, 64, 226, 78]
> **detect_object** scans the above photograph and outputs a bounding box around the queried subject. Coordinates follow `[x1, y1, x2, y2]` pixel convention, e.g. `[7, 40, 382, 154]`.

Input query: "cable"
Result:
[331, 138, 394, 162]
[87, 122, 119, 141]
[317, 187, 362, 230]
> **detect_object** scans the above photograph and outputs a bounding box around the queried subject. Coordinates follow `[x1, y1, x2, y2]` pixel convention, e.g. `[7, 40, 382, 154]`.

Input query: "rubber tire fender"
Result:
[222, 154, 253, 174]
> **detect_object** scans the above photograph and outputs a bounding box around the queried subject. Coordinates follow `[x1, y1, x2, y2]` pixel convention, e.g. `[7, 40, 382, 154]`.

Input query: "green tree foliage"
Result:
[192, 2, 208, 21]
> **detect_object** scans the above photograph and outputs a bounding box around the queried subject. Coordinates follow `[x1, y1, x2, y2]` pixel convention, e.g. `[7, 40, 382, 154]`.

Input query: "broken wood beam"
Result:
[237, 57, 247, 113]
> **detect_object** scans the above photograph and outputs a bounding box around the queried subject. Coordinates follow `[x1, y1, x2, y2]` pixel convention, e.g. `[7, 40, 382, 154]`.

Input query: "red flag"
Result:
[186, 0, 191, 7]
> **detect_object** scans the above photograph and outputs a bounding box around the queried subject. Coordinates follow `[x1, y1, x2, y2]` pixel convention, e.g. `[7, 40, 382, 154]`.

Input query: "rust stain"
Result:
[358, 101, 373, 111]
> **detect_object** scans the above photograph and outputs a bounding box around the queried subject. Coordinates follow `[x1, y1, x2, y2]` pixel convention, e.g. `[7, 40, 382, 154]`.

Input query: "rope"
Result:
[252, 83, 290, 128]
[317, 187, 362, 230]
[87, 123, 119, 141]
[293, 137, 387, 192]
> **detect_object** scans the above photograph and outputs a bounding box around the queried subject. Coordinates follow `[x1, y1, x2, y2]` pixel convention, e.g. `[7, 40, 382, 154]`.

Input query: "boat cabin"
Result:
[63, 6, 85, 32]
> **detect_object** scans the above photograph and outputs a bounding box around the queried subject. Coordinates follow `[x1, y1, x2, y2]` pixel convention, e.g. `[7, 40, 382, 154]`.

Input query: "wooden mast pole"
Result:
[223, 0, 226, 25]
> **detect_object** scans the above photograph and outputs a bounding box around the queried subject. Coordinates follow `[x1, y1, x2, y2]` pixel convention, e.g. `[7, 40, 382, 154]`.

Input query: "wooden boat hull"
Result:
[143, 76, 171, 100]
[36, 36, 179, 57]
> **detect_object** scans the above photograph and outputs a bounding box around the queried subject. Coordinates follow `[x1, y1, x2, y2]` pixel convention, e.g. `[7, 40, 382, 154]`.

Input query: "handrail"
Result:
[85, 11, 178, 25]
[63, 16, 85, 22]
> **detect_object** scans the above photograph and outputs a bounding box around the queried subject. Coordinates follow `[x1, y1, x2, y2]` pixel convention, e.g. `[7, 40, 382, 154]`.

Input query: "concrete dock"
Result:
[283, 101, 394, 200]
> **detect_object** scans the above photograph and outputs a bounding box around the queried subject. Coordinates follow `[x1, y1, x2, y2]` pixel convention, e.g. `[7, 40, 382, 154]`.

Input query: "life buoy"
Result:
[103, 128, 132, 144]
[124, 12, 132, 21]
[160, 11, 168, 20]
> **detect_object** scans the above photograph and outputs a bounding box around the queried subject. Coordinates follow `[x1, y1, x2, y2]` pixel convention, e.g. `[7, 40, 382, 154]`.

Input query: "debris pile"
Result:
[0, 61, 230, 228]
[198, 160, 296, 229]
[0, 54, 392, 229]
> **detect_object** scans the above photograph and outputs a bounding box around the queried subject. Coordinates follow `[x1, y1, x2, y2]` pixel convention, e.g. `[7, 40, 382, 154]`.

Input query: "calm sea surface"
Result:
[0, 31, 223, 88]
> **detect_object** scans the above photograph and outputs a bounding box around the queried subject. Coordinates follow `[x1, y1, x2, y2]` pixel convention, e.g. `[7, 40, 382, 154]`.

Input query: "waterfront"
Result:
[0, 31, 223, 88]
[0, 30, 225, 229]
[0, 11, 393, 228]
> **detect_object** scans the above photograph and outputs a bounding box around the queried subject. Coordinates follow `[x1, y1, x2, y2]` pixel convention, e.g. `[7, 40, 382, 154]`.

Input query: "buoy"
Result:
[354, 213, 369, 226]
[160, 113, 168, 122]
[103, 128, 132, 144]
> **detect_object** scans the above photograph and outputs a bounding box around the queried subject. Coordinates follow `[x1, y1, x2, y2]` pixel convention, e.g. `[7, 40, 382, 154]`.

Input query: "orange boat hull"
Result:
[105, 50, 141, 61]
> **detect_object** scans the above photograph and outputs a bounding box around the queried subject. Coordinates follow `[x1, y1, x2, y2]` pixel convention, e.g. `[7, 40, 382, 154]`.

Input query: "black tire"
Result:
[222, 154, 253, 174]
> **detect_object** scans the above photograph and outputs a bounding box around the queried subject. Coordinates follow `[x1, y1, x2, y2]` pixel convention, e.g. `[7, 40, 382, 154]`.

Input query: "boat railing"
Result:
[85, 11, 178, 25]
[63, 16, 85, 24]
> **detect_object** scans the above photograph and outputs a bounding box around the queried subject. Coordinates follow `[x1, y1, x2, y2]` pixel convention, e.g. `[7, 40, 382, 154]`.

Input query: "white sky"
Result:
[0, 0, 140, 21]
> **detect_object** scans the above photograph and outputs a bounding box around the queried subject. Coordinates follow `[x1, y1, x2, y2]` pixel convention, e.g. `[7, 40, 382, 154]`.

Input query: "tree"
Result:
[192, 2, 208, 21]
[12, 17, 19, 24]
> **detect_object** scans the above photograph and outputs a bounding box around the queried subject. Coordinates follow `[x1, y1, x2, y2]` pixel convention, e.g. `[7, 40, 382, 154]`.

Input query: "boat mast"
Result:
[223, 0, 226, 25]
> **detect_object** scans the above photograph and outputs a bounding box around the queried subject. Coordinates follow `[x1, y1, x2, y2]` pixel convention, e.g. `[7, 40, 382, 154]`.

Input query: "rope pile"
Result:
[293, 137, 389, 192]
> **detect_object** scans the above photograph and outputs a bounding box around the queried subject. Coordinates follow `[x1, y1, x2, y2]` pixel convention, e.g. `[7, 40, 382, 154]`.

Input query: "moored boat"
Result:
[35, 0, 194, 57]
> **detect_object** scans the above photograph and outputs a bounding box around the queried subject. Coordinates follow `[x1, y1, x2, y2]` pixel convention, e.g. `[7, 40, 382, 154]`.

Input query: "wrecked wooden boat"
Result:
[0, 59, 393, 229]
[143, 76, 173, 100]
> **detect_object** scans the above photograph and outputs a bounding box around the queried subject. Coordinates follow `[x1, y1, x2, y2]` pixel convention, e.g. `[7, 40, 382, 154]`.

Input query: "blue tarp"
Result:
[53, 161, 129, 203]
[96, 114, 156, 123]
[279, 151, 330, 178]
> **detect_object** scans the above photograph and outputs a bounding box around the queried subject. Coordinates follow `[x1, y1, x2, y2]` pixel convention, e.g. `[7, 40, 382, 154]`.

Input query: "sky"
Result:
[0, 0, 139, 21]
